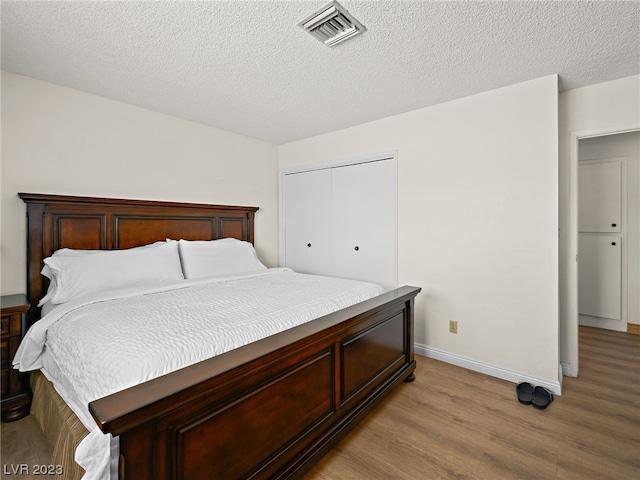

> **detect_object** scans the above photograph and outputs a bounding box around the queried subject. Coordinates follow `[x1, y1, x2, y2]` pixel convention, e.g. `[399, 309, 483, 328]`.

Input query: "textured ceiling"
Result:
[1, 1, 638, 144]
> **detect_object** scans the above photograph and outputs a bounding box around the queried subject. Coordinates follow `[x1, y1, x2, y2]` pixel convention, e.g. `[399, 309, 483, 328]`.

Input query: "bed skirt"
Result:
[31, 370, 88, 480]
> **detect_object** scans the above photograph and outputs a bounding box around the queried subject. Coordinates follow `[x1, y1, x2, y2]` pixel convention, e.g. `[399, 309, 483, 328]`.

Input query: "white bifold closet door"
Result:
[282, 157, 397, 290]
[283, 168, 333, 277]
[330, 160, 396, 289]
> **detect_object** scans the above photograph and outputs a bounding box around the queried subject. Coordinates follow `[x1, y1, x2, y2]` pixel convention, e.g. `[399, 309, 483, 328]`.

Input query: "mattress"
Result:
[14, 268, 386, 480]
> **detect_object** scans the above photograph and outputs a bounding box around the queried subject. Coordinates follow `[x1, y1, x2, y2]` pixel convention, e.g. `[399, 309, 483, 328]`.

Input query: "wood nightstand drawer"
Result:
[1, 314, 21, 337]
[1, 338, 8, 370]
[1, 294, 30, 422]
[0, 317, 8, 335]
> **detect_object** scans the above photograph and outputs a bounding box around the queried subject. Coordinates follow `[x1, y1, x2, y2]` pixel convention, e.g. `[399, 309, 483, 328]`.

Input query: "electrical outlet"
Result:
[449, 320, 458, 334]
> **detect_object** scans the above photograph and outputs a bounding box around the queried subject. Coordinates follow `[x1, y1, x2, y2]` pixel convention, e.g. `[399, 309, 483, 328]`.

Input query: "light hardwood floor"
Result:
[1, 326, 638, 479]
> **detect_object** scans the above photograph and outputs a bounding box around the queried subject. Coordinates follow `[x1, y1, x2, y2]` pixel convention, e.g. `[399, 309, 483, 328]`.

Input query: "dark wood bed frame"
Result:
[19, 193, 421, 480]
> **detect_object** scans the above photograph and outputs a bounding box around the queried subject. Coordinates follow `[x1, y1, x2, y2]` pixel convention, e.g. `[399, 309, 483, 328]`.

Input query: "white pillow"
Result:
[39, 241, 175, 306]
[39, 248, 97, 306]
[178, 239, 266, 279]
[43, 241, 184, 304]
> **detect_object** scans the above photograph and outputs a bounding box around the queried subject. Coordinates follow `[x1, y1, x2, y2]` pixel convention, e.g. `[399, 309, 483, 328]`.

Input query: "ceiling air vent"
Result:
[298, 1, 366, 47]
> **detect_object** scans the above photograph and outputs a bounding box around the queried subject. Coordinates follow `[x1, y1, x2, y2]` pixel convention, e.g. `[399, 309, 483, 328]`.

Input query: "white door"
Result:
[283, 169, 332, 276]
[579, 161, 621, 233]
[331, 159, 397, 289]
[578, 235, 621, 320]
[578, 159, 624, 326]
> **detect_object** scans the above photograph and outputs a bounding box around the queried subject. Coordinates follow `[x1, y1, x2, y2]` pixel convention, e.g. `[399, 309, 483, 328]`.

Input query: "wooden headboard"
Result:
[19, 193, 258, 326]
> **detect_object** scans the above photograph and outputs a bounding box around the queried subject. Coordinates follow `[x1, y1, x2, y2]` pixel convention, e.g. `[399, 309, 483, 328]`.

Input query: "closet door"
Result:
[578, 159, 624, 324]
[579, 235, 621, 320]
[579, 161, 621, 233]
[283, 169, 332, 276]
[331, 159, 397, 289]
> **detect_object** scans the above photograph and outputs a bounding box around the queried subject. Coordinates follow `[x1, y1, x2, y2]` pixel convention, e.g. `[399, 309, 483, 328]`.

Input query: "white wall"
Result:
[0, 71, 279, 295]
[279, 75, 561, 389]
[558, 75, 640, 375]
[578, 132, 639, 329]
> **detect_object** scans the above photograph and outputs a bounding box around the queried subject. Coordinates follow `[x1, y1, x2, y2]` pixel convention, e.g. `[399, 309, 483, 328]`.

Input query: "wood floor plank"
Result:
[556, 446, 640, 480]
[474, 439, 559, 480]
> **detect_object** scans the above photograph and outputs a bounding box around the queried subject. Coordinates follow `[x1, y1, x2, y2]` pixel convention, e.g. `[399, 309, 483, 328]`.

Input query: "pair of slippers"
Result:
[516, 383, 553, 410]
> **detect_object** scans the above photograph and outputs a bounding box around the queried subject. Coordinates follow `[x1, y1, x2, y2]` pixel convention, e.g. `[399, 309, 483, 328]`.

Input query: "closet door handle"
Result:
[307, 243, 312, 248]
[611, 223, 617, 227]
[354, 246, 359, 251]
[611, 242, 617, 246]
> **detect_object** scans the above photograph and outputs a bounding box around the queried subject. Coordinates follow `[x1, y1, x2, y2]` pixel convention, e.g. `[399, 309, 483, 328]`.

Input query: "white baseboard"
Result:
[579, 314, 627, 333]
[414, 342, 563, 395]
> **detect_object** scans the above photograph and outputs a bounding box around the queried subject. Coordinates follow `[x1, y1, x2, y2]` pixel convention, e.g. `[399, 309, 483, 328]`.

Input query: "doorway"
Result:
[568, 127, 640, 375]
[578, 133, 640, 331]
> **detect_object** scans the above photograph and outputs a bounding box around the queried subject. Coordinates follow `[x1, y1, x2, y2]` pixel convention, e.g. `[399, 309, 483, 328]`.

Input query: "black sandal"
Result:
[516, 382, 534, 405]
[532, 386, 554, 410]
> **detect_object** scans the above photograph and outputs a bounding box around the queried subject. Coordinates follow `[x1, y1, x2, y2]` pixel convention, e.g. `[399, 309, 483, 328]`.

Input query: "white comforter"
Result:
[13, 268, 386, 480]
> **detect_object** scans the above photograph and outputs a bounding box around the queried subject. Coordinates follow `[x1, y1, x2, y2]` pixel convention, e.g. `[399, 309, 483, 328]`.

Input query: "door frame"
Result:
[566, 124, 639, 377]
[278, 150, 397, 269]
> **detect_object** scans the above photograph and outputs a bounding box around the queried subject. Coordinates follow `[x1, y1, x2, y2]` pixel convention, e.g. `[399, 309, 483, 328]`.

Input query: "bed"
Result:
[17, 193, 421, 480]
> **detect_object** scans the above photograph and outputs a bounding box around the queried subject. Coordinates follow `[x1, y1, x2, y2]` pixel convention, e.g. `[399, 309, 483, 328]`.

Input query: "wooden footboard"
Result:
[90, 286, 420, 480]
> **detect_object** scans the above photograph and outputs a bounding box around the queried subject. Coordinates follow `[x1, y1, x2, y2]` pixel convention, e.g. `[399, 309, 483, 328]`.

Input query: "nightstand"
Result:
[1, 294, 31, 422]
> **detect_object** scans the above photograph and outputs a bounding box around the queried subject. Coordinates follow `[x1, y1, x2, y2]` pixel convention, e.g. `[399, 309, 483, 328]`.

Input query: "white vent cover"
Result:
[299, 1, 366, 47]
